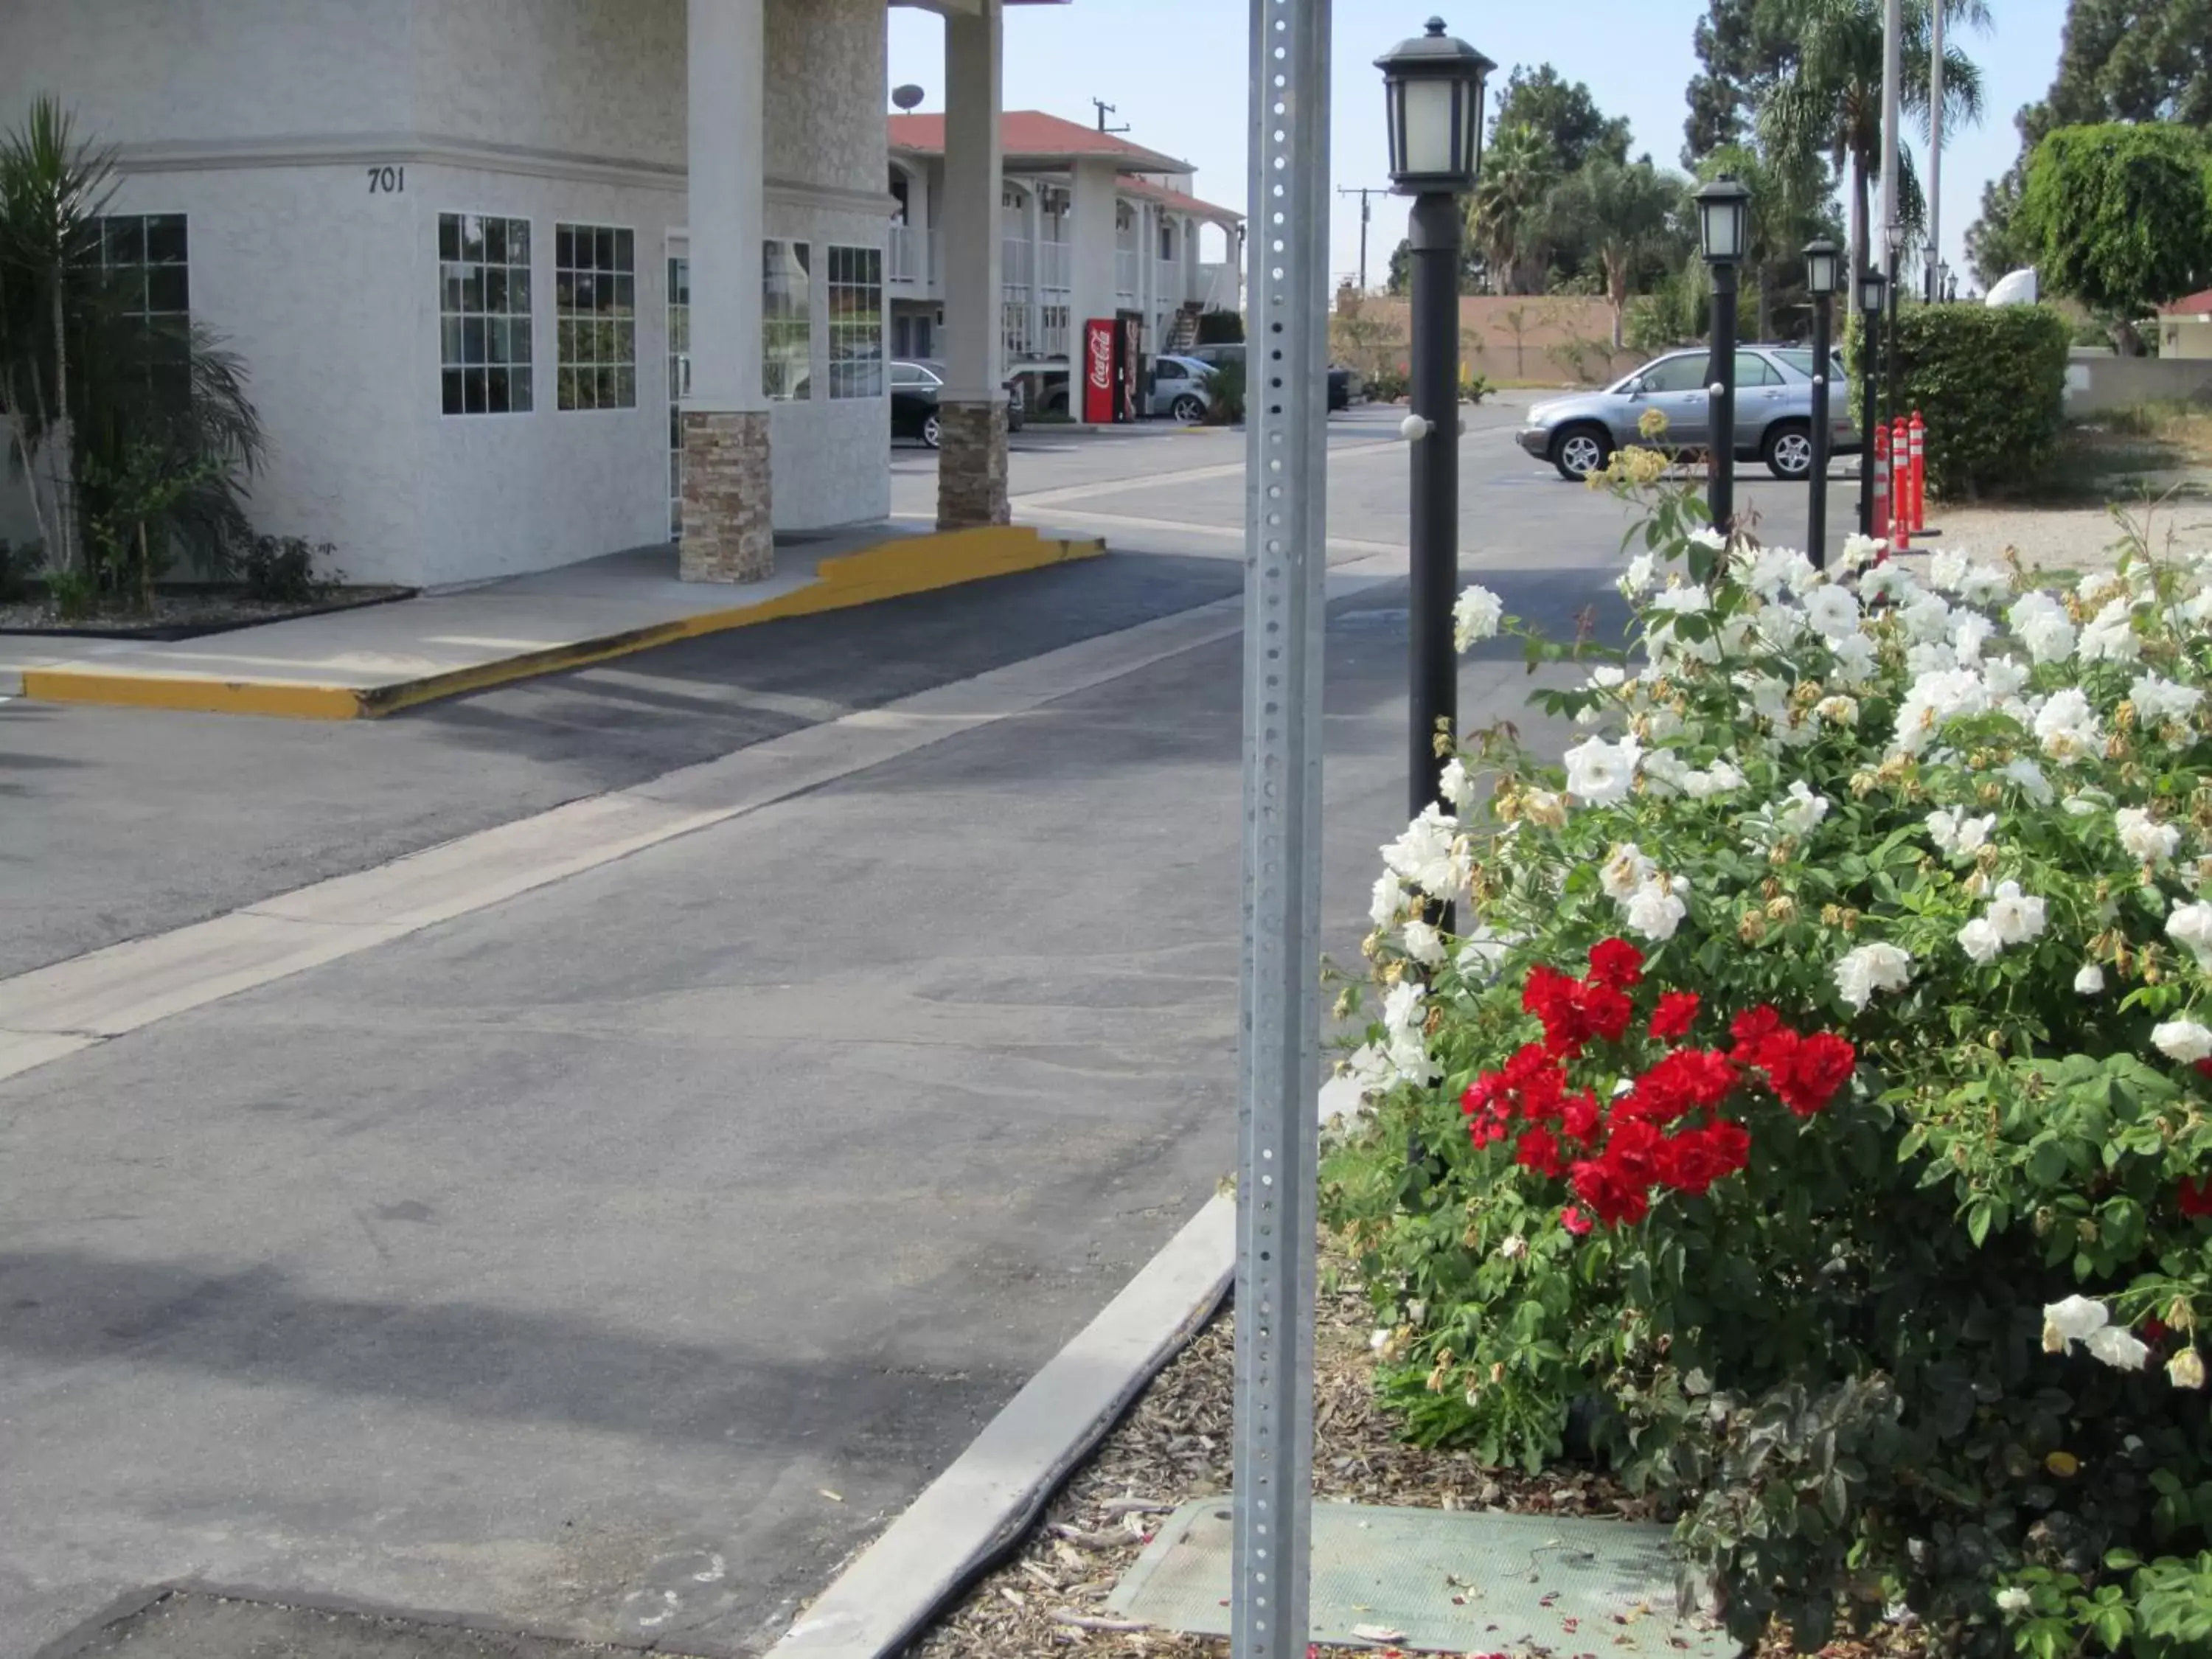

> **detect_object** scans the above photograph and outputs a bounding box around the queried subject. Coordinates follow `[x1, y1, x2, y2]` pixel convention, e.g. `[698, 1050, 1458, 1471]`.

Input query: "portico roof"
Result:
[888, 111, 1194, 177]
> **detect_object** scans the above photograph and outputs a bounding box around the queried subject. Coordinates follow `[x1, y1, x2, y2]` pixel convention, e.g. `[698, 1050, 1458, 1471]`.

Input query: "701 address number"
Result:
[368, 165, 406, 194]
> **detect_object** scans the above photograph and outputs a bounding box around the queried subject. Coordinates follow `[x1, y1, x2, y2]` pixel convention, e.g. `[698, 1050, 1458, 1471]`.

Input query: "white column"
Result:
[1024, 185, 1043, 360]
[685, 0, 765, 414]
[1068, 159, 1119, 421]
[939, 0, 1004, 405]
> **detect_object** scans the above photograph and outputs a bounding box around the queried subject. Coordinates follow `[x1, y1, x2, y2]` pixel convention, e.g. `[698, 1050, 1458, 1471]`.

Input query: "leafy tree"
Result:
[1384, 235, 1486, 298]
[1759, 0, 1989, 285]
[1491, 64, 1632, 177]
[1467, 125, 1559, 295]
[1697, 141, 1840, 340]
[2020, 122, 2212, 347]
[1965, 0, 2210, 289]
[1683, 0, 1796, 164]
[2038, 0, 2212, 131]
[1547, 160, 1688, 347]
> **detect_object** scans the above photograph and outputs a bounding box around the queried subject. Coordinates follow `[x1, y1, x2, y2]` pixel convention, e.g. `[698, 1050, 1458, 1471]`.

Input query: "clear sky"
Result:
[888, 1, 2074, 293]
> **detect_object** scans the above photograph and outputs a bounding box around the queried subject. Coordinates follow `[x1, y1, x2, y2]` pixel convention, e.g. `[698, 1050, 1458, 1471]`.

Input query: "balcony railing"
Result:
[1037, 241, 1071, 291]
[1002, 237, 1033, 288]
[1114, 248, 1140, 300]
[1155, 258, 1183, 304]
[889, 224, 938, 287]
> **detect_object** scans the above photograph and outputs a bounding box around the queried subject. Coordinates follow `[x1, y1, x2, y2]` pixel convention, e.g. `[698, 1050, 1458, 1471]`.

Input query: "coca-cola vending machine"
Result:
[1082, 318, 1117, 424]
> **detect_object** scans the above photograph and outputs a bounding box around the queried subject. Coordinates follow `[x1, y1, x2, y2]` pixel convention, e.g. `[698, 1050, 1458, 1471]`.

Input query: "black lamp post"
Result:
[1857, 264, 1887, 536]
[1693, 174, 1752, 535]
[1803, 237, 1840, 569]
[1378, 16, 1493, 823]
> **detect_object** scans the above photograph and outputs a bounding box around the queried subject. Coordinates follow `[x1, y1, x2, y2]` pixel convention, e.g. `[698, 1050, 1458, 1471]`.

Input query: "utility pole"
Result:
[1338, 186, 1385, 293]
[1927, 0, 1944, 301]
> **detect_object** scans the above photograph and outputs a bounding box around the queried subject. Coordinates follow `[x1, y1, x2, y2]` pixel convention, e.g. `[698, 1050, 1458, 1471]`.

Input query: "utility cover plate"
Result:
[1106, 1499, 1738, 1656]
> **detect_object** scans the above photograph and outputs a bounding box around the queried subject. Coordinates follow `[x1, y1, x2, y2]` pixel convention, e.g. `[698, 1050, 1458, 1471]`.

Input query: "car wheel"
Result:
[922, 412, 942, 450]
[1551, 425, 1612, 481]
[1764, 421, 1815, 479]
[1171, 393, 1206, 424]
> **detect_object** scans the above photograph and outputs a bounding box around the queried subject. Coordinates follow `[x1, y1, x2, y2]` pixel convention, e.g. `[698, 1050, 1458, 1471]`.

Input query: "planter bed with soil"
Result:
[0, 585, 417, 641]
[893, 1241, 1928, 1658]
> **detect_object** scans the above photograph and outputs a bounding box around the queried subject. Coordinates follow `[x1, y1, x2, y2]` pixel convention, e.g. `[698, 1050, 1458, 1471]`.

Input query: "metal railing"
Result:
[1114, 248, 1140, 301]
[1037, 242, 1072, 291]
[1002, 237, 1033, 288]
[888, 224, 919, 285]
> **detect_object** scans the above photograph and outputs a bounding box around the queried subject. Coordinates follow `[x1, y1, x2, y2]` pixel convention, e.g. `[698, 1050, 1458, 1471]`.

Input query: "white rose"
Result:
[1368, 874, 1405, 929]
[2008, 592, 2077, 665]
[1829, 631, 1880, 686]
[2166, 901, 2212, 970]
[1833, 942, 1913, 1012]
[1775, 780, 1830, 838]
[1600, 842, 1658, 902]
[1956, 917, 2006, 966]
[1623, 877, 1688, 942]
[2115, 807, 2182, 865]
[1994, 1587, 2033, 1617]
[1802, 585, 1862, 641]
[2044, 1294, 2110, 1346]
[1439, 757, 1478, 815]
[1620, 553, 1656, 597]
[2076, 597, 2141, 664]
[2152, 1018, 2212, 1062]
[2034, 686, 2105, 763]
[1985, 880, 2048, 947]
[1840, 533, 1885, 570]
[2003, 758, 2054, 805]
[1562, 735, 1640, 805]
[1400, 919, 1447, 967]
[2087, 1325, 2151, 1370]
[2074, 963, 2106, 995]
[2131, 672, 2205, 726]
[1453, 583, 1505, 650]
[1382, 804, 1467, 901]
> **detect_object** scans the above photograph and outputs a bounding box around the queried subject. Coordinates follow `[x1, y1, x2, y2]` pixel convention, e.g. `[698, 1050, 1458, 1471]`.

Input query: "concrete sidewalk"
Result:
[0, 524, 1103, 720]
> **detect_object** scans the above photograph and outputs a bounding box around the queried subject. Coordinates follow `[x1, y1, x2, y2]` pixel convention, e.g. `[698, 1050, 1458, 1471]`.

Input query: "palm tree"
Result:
[0, 95, 116, 577]
[1467, 124, 1558, 294]
[1759, 0, 1989, 289]
[1548, 159, 1688, 347]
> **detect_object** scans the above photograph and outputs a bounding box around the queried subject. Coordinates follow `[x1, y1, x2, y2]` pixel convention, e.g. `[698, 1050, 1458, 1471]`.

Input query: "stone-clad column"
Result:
[681, 0, 773, 581]
[936, 0, 1009, 529]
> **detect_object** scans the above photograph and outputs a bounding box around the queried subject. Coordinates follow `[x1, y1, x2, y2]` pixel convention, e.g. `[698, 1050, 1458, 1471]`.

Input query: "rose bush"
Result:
[1325, 479, 2212, 1655]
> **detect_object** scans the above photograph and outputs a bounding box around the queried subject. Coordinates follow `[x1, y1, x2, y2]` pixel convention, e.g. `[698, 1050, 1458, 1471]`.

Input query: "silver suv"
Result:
[1517, 345, 1859, 482]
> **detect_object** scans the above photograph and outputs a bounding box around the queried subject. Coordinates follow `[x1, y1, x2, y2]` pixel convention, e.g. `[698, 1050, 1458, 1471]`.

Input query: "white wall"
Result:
[0, 0, 414, 147]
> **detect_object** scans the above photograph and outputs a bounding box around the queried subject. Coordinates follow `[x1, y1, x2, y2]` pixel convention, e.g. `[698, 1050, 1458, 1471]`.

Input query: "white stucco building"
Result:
[884, 112, 1242, 408]
[0, 0, 1085, 590]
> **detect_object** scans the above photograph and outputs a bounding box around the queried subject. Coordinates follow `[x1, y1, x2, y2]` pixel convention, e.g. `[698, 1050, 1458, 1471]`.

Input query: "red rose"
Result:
[1515, 1125, 1565, 1178]
[1570, 1154, 1651, 1227]
[2180, 1176, 2212, 1219]
[1561, 1089, 1601, 1143]
[1728, 1004, 1787, 1060]
[1587, 937, 1646, 990]
[1774, 1032, 1856, 1116]
[1576, 981, 1635, 1043]
[1559, 1206, 1593, 1236]
[1649, 990, 1701, 1040]
[1654, 1121, 1751, 1195]
[1524, 965, 1591, 1057]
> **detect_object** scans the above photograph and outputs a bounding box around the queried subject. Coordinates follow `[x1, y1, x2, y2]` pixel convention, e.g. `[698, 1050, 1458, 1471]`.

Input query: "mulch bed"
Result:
[895, 1246, 1932, 1659]
[0, 586, 415, 641]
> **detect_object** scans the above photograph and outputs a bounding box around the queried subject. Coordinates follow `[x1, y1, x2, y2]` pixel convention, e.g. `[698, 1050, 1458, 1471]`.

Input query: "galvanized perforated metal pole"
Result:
[1231, 0, 1329, 1654]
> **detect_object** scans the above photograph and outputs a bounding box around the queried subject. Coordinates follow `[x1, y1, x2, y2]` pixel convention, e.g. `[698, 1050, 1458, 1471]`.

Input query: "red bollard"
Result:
[1890, 417, 1911, 551]
[1907, 410, 1927, 535]
[1871, 422, 1891, 559]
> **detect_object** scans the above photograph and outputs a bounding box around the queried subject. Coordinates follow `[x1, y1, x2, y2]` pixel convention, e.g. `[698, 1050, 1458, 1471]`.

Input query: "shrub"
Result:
[1327, 482, 2212, 1656]
[1195, 309, 1245, 347]
[1462, 370, 1490, 406]
[1200, 358, 1245, 426]
[1851, 304, 2071, 501]
[0, 538, 38, 603]
[239, 535, 335, 604]
[1365, 364, 1409, 404]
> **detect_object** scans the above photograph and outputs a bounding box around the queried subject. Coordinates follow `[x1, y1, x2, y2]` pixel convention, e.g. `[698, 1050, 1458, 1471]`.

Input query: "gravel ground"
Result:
[1930, 499, 2212, 579]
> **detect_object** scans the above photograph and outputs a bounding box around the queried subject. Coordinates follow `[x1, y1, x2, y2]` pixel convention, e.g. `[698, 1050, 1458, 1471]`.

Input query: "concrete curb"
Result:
[13, 527, 1107, 721]
[769, 1076, 1360, 1659]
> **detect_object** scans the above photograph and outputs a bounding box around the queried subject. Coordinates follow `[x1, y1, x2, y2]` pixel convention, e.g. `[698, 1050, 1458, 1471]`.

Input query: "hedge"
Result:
[1847, 302, 2070, 501]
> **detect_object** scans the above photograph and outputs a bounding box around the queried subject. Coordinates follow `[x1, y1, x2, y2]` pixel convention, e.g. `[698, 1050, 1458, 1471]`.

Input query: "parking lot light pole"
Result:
[1857, 265, 1887, 536]
[1693, 174, 1752, 535]
[1378, 17, 1494, 823]
[1803, 237, 1840, 569]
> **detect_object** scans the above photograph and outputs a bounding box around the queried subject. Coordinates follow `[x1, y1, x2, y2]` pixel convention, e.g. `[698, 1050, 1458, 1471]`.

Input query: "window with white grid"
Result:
[764, 240, 812, 401]
[826, 245, 883, 400]
[555, 223, 636, 411]
[439, 213, 532, 415]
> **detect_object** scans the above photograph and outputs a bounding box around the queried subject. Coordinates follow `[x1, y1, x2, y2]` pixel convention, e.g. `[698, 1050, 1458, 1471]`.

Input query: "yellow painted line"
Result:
[19, 527, 1107, 721]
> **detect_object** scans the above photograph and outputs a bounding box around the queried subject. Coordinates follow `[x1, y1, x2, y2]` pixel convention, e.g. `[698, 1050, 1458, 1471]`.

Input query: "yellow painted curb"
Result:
[18, 527, 1107, 720]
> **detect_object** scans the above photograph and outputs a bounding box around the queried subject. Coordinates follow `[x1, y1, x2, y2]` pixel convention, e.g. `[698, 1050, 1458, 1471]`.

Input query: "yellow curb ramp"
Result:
[18, 526, 1107, 721]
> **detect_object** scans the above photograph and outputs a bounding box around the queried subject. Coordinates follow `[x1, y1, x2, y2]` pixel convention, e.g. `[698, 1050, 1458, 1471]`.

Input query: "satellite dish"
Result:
[1986, 268, 2039, 307]
[892, 85, 926, 111]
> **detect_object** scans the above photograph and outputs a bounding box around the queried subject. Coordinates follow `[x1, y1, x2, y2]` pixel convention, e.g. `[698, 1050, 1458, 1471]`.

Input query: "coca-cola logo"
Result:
[1086, 327, 1113, 389]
